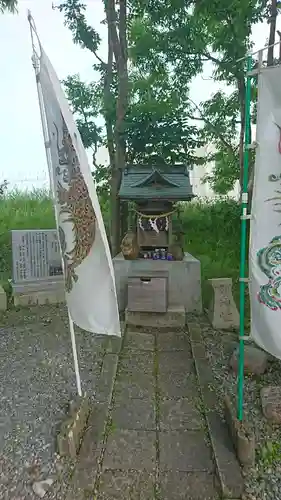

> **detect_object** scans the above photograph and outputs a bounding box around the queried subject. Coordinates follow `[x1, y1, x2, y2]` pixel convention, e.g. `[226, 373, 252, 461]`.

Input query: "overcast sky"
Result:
[0, 0, 280, 190]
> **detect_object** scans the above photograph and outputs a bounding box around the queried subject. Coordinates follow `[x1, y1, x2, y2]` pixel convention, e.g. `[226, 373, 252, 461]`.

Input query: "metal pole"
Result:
[238, 55, 252, 421]
[28, 11, 82, 397]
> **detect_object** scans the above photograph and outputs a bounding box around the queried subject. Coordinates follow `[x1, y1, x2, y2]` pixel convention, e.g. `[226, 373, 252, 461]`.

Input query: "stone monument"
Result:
[207, 277, 240, 330]
[11, 229, 65, 306]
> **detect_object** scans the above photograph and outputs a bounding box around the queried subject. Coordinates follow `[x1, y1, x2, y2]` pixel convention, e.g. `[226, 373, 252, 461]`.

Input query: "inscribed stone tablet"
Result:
[11, 229, 63, 284]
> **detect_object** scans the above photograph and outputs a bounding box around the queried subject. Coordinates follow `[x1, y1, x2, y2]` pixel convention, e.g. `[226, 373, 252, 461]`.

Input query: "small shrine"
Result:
[119, 164, 194, 261]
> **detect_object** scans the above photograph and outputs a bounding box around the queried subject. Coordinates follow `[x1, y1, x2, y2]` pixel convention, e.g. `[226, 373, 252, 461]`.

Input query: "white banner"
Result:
[38, 47, 120, 337]
[250, 65, 281, 358]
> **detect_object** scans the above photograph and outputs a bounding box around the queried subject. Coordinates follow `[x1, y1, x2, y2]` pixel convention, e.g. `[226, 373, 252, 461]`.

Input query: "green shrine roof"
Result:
[118, 164, 194, 201]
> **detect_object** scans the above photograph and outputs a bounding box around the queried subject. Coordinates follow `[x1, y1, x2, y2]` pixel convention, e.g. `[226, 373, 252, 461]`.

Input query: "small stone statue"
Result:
[121, 232, 139, 260]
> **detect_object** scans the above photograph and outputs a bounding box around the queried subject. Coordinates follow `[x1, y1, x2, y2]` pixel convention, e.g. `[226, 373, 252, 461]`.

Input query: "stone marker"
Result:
[11, 229, 65, 306]
[230, 345, 268, 375]
[207, 277, 240, 330]
[0, 284, 7, 311]
[261, 386, 281, 424]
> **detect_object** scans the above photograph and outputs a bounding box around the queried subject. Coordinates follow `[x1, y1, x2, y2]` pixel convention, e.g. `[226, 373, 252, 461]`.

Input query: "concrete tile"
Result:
[160, 398, 203, 431]
[103, 430, 156, 470]
[159, 430, 213, 471]
[159, 471, 219, 499]
[111, 398, 155, 430]
[98, 470, 154, 499]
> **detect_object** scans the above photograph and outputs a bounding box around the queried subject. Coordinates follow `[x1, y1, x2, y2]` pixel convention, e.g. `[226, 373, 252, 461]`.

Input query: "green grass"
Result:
[0, 190, 246, 315]
[180, 198, 248, 316]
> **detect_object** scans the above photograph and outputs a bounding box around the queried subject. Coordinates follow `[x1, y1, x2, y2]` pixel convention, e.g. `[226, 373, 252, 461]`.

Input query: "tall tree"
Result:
[58, 0, 128, 256]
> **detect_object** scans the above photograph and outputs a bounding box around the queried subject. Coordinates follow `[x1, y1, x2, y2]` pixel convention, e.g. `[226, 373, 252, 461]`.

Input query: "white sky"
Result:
[0, 0, 280, 190]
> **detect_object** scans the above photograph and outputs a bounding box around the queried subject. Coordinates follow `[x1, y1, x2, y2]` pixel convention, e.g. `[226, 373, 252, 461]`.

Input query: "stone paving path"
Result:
[67, 327, 223, 499]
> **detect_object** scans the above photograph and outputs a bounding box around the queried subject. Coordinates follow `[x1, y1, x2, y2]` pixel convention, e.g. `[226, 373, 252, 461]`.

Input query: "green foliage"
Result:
[126, 69, 203, 165]
[57, 0, 102, 54]
[258, 440, 281, 467]
[58, 0, 278, 197]
[129, 0, 273, 193]
[63, 74, 102, 151]
[0, 0, 17, 12]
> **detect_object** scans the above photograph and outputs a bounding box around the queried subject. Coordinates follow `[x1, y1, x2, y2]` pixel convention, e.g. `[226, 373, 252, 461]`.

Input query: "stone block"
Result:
[224, 394, 255, 467]
[13, 288, 65, 307]
[261, 386, 281, 424]
[0, 285, 7, 311]
[95, 353, 118, 404]
[125, 305, 185, 328]
[230, 345, 268, 375]
[207, 277, 239, 330]
[113, 252, 202, 313]
[57, 394, 90, 459]
[207, 410, 244, 499]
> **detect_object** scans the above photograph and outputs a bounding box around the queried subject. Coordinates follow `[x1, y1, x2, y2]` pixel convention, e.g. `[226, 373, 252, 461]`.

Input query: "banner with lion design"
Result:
[38, 47, 120, 337]
[250, 64, 281, 358]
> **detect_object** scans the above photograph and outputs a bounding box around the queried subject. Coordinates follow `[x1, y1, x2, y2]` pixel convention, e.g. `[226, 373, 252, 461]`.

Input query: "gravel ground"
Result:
[0, 304, 106, 500]
[196, 315, 281, 500]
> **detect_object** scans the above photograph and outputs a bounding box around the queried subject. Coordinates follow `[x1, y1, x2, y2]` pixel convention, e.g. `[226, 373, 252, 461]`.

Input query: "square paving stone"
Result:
[158, 352, 194, 373]
[123, 331, 155, 351]
[159, 471, 219, 499]
[98, 470, 155, 499]
[114, 371, 154, 400]
[160, 398, 203, 430]
[159, 430, 213, 471]
[119, 352, 154, 374]
[158, 371, 198, 399]
[157, 332, 191, 353]
[111, 398, 155, 430]
[103, 429, 156, 470]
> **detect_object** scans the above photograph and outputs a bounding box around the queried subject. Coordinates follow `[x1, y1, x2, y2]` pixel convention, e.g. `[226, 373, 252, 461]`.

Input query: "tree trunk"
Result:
[106, 0, 128, 256]
[267, 0, 277, 67]
[103, 14, 119, 255]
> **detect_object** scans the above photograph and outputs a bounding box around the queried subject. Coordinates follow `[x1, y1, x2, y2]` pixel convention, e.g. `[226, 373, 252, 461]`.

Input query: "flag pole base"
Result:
[57, 394, 90, 458]
[224, 394, 255, 467]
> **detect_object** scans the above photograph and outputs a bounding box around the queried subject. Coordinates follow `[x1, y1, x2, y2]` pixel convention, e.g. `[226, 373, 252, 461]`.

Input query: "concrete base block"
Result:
[57, 394, 90, 459]
[125, 305, 186, 328]
[224, 394, 255, 467]
[0, 285, 7, 311]
[113, 252, 202, 314]
[207, 277, 239, 330]
[13, 288, 65, 307]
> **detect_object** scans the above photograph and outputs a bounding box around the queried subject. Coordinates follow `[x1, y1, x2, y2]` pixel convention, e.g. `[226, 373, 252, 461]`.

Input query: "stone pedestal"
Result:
[207, 278, 239, 330]
[113, 252, 202, 314]
[12, 281, 65, 307]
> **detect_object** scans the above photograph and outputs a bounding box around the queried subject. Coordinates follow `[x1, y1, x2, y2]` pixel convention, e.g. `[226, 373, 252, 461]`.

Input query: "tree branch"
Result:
[187, 97, 236, 155]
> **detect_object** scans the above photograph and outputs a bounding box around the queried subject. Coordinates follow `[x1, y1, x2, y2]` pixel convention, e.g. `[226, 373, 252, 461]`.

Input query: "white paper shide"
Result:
[38, 48, 120, 337]
[250, 64, 281, 359]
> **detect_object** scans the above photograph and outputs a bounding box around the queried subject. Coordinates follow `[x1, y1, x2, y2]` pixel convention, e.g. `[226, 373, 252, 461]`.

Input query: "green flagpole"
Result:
[238, 55, 252, 421]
